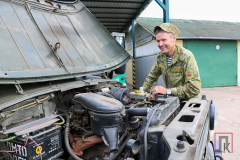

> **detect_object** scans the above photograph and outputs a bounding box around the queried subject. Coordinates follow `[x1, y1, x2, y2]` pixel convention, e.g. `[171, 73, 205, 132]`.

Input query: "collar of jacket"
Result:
[160, 45, 180, 68]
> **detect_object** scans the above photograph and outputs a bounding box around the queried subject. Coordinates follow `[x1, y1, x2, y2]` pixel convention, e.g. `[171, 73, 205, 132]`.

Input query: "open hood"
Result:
[0, 0, 131, 84]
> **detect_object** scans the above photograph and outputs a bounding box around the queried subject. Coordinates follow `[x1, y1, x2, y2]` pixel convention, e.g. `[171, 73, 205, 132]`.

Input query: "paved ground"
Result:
[200, 86, 240, 159]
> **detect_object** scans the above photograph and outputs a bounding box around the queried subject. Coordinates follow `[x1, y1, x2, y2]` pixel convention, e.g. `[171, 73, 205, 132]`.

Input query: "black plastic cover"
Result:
[110, 87, 130, 105]
[73, 93, 124, 113]
[103, 127, 119, 151]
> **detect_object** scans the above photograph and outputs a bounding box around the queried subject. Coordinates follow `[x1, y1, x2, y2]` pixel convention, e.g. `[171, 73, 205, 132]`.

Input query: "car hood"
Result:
[0, 0, 131, 84]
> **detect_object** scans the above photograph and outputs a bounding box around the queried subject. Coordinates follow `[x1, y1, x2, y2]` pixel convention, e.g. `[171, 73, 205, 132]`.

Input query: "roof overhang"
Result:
[80, 0, 153, 33]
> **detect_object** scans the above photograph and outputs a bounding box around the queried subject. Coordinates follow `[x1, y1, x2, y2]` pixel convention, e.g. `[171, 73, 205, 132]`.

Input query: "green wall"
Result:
[184, 40, 237, 87]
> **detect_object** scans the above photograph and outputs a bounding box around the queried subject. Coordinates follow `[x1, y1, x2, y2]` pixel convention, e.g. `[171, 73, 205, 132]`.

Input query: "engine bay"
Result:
[0, 80, 212, 160]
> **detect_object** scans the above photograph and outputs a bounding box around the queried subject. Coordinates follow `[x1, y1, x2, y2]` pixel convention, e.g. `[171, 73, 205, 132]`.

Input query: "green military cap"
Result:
[154, 23, 180, 38]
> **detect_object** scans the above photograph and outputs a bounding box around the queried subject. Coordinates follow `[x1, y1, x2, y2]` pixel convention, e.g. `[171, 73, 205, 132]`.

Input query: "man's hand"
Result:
[152, 86, 167, 95]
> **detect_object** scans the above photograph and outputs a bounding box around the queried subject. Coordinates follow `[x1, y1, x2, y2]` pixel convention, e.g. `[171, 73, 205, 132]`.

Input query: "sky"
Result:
[140, 0, 240, 22]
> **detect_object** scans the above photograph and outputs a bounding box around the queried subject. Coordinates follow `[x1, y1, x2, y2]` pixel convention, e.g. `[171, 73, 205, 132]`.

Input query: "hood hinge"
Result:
[15, 81, 24, 95]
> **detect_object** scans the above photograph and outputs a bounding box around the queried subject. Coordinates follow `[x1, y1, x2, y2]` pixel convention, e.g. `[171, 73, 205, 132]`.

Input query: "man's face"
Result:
[156, 31, 176, 56]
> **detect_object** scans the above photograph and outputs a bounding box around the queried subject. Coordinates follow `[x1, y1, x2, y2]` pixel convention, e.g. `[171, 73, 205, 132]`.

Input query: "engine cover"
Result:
[73, 93, 124, 113]
[73, 93, 124, 152]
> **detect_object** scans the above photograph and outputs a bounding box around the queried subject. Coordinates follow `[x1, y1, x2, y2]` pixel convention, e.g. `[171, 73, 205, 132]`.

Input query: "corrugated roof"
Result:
[80, 0, 153, 33]
[136, 17, 240, 40]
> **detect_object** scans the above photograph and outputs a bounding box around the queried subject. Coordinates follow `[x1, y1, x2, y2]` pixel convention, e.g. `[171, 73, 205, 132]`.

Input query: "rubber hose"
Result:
[120, 131, 128, 142]
[134, 128, 140, 140]
[120, 103, 144, 135]
[127, 108, 149, 116]
[132, 103, 144, 108]
[144, 106, 159, 160]
[110, 134, 134, 160]
[120, 114, 129, 136]
[60, 114, 83, 160]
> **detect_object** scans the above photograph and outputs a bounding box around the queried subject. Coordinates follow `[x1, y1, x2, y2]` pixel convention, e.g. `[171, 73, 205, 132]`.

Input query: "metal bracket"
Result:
[182, 130, 194, 142]
[102, 72, 108, 79]
[35, 99, 42, 104]
[15, 82, 24, 95]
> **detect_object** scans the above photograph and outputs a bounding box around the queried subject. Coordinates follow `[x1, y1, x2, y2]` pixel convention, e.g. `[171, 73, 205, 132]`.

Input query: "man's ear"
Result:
[173, 35, 176, 42]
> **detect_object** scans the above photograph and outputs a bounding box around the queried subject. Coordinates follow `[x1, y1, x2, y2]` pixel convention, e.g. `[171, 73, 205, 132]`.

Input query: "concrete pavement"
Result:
[200, 86, 240, 159]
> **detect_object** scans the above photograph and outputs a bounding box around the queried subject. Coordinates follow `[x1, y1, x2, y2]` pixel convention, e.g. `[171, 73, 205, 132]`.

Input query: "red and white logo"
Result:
[214, 132, 233, 153]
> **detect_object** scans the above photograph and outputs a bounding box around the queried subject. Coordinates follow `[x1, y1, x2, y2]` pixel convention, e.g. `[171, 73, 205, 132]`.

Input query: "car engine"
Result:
[0, 81, 185, 160]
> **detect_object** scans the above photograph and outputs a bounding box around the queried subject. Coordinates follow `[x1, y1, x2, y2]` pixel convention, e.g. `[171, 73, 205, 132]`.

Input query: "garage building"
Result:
[125, 18, 240, 88]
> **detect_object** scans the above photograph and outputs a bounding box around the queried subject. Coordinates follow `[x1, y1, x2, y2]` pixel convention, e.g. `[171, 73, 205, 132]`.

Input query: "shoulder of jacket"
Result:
[177, 46, 194, 61]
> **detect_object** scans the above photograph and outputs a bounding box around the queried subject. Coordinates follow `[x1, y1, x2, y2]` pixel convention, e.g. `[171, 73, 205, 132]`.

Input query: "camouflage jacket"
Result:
[142, 45, 201, 101]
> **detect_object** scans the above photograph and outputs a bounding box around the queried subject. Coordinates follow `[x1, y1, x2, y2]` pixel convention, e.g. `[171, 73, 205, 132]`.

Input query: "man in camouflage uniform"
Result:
[142, 23, 201, 101]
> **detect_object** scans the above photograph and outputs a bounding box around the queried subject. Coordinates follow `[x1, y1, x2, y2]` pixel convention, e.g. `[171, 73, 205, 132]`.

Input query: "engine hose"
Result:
[120, 131, 128, 142]
[60, 114, 83, 160]
[120, 103, 144, 135]
[96, 92, 115, 99]
[110, 134, 134, 160]
[132, 102, 144, 108]
[120, 114, 129, 136]
[134, 128, 140, 140]
[144, 106, 159, 160]
[127, 108, 149, 116]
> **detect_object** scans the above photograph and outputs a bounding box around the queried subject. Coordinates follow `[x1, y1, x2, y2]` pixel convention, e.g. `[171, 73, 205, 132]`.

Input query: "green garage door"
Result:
[184, 40, 237, 87]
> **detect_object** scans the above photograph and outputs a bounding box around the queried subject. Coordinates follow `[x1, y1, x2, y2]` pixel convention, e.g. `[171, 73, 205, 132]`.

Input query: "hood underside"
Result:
[0, 0, 131, 84]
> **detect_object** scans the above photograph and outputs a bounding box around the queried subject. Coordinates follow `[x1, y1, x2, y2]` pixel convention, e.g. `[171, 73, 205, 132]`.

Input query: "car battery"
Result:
[5, 125, 63, 160]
